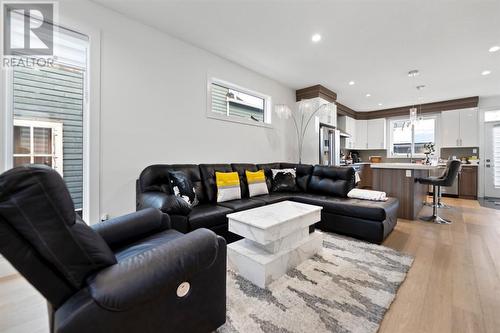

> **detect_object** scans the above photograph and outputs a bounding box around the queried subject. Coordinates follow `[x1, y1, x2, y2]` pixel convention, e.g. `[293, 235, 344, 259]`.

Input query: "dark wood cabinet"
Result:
[357, 164, 373, 189]
[458, 166, 477, 199]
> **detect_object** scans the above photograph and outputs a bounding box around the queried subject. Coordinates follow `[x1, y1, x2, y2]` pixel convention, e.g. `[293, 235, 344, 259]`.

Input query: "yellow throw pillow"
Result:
[246, 170, 269, 197]
[216, 171, 241, 203]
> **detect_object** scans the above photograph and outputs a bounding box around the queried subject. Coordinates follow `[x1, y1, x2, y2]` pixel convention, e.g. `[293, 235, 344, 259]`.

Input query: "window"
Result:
[208, 78, 271, 126]
[13, 119, 63, 173]
[389, 117, 436, 157]
[485, 110, 500, 122]
[7, 23, 88, 211]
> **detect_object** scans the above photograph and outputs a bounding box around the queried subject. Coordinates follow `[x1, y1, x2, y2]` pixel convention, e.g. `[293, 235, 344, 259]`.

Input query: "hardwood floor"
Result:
[0, 197, 499, 333]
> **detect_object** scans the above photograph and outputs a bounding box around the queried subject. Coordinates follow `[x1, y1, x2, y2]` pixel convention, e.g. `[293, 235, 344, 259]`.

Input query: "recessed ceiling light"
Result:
[408, 70, 420, 77]
[482, 70, 491, 76]
[311, 34, 322, 43]
[366, 93, 371, 97]
[489, 45, 500, 53]
[348, 81, 355, 86]
[378, 103, 383, 106]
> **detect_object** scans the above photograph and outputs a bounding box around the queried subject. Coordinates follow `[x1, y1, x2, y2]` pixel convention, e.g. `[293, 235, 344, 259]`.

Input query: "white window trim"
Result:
[206, 77, 273, 128]
[13, 118, 64, 175]
[387, 114, 439, 159]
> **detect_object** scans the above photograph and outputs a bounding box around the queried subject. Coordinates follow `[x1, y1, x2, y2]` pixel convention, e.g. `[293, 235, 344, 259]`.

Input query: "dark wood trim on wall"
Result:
[336, 102, 357, 118]
[295, 85, 479, 120]
[296, 85, 337, 103]
[355, 96, 479, 120]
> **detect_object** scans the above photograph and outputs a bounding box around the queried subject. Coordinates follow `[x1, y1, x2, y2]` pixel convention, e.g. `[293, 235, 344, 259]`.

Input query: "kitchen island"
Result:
[371, 163, 440, 220]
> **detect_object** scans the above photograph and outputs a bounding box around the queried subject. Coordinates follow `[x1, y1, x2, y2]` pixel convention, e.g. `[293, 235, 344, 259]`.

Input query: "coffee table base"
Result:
[227, 232, 323, 288]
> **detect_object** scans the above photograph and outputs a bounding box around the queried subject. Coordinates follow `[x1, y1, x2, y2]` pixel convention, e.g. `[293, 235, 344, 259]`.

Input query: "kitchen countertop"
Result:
[370, 163, 440, 170]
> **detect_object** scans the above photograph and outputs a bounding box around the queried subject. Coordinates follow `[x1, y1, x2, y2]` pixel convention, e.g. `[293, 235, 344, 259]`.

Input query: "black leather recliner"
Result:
[137, 162, 399, 244]
[0, 165, 227, 333]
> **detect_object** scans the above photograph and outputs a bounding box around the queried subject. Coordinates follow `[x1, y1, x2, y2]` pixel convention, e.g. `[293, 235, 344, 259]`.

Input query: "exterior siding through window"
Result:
[13, 66, 84, 210]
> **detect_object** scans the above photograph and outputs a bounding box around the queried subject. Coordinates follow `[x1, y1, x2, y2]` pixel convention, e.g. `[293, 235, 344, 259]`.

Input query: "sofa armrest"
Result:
[137, 192, 192, 216]
[92, 208, 170, 248]
[87, 228, 222, 311]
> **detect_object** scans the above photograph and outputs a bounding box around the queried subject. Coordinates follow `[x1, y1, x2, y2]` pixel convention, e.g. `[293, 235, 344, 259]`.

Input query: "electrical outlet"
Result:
[405, 170, 412, 177]
[472, 148, 477, 154]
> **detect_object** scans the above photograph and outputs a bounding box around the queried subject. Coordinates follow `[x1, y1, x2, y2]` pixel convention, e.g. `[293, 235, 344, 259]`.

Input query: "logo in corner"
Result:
[3, 2, 54, 56]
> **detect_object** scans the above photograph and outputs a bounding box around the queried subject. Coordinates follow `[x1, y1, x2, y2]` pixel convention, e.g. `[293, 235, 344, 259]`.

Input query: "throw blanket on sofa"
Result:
[348, 188, 388, 201]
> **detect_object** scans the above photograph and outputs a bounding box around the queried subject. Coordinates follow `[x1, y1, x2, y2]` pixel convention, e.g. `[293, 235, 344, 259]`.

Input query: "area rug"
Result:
[218, 232, 413, 333]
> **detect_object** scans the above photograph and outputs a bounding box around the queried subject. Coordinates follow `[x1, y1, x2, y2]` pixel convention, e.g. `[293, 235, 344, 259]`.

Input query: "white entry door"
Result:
[484, 121, 500, 198]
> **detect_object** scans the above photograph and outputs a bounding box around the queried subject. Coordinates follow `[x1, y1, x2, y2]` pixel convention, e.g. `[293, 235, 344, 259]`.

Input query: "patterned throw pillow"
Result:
[216, 171, 241, 203]
[246, 170, 269, 197]
[271, 168, 298, 192]
[168, 171, 199, 207]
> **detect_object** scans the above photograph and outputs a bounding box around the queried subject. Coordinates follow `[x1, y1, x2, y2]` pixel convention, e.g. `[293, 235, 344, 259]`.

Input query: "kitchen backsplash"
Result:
[440, 147, 479, 160]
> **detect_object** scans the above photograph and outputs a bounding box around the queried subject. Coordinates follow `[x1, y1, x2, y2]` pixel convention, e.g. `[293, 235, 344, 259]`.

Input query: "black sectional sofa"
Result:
[137, 163, 399, 244]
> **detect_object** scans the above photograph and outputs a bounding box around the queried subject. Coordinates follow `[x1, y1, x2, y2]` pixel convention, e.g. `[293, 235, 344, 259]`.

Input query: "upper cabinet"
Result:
[354, 119, 368, 149]
[338, 115, 356, 149]
[351, 118, 386, 149]
[367, 118, 386, 149]
[459, 109, 479, 147]
[441, 109, 478, 147]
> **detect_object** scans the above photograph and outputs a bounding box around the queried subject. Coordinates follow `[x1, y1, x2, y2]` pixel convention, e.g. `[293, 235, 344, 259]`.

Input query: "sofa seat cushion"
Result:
[188, 204, 233, 230]
[291, 193, 398, 221]
[251, 193, 296, 204]
[217, 198, 265, 212]
[114, 229, 184, 262]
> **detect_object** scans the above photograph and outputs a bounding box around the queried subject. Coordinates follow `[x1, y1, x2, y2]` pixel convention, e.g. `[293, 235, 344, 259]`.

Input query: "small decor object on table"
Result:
[423, 142, 435, 165]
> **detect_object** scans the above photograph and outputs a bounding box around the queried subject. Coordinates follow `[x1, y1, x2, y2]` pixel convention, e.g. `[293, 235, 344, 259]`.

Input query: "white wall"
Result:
[54, 0, 296, 219]
[478, 95, 500, 197]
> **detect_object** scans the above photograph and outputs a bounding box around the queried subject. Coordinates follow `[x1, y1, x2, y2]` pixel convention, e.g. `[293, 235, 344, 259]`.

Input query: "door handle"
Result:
[486, 164, 491, 168]
[486, 159, 491, 162]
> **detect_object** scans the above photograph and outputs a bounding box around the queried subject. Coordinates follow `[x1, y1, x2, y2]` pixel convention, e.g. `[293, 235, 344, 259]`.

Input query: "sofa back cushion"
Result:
[256, 163, 281, 192]
[281, 163, 313, 192]
[200, 164, 233, 203]
[231, 163, 258, 198]
[308, 165, 355, 198]
[138, 164, 206, 203]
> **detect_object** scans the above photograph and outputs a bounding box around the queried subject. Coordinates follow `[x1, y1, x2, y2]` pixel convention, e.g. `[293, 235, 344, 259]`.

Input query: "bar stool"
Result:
[416, 160, 461, 224]
[423, 168, 451, 208]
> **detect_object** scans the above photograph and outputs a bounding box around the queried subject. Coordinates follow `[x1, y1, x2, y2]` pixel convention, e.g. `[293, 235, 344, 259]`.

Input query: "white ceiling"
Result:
[93, 0, 500, 111]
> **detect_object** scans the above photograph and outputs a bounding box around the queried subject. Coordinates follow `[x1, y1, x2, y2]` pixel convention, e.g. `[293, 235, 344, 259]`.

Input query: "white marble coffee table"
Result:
[227, 201, 323, 288]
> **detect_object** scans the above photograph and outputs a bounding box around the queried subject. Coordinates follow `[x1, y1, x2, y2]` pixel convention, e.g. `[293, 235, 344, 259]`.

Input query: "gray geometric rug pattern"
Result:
[218, 232, 413, 333]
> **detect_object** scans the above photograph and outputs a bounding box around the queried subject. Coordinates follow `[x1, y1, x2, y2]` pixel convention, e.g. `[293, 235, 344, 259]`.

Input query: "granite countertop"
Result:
[370, 163, 440, 170]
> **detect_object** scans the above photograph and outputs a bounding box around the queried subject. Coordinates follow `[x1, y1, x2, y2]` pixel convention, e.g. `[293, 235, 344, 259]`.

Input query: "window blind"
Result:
[494, 125, 500, 188]
[211, 83, 265, 122]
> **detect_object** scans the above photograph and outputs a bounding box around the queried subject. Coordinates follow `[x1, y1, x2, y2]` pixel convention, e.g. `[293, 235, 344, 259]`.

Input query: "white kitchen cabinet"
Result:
[354, 119, 368, 149]
[337, 116, 356, 149]
[367, 118, 386, 149]
[441, 109, 478, 147]
[459, 108, 478, 147]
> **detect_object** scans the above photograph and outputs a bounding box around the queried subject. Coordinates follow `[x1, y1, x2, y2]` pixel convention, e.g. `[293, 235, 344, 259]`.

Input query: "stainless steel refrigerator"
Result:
[319, 124, 341, 166]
